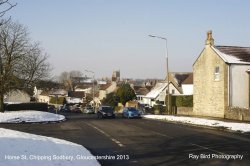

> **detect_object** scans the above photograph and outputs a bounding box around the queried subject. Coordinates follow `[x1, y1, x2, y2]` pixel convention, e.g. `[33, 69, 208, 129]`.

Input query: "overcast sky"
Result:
[8, 0, 250, 79]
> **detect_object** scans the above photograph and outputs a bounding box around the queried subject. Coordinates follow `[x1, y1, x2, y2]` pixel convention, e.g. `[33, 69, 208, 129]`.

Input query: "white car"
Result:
[84, 107, 94, 114]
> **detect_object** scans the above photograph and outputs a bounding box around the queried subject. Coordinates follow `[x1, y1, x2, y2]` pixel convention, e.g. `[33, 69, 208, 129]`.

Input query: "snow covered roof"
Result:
[145, 82, 167, 99]
[66, 97, 82, 104]
[98, 80, 107, 85]
[212, 46, 250, 64]
[50, 89, 67, 96]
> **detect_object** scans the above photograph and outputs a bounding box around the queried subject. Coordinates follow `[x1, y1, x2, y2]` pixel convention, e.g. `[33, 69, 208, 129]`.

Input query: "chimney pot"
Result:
[205, 30, 214, 46]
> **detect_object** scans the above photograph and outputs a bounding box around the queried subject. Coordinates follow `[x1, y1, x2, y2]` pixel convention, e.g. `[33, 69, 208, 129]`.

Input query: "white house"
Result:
[4, 90, 30, 103]
[181, 73, 193, 95]
[143, 82, 181, 107]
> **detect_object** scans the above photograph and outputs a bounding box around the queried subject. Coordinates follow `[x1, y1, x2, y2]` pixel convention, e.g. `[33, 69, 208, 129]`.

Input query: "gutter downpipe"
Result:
[228, 64, 231, 108]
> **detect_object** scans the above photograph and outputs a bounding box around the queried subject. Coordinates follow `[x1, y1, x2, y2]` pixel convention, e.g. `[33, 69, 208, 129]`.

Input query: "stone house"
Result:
[193, 31, 250, 118]
[98, 82, 117, 100]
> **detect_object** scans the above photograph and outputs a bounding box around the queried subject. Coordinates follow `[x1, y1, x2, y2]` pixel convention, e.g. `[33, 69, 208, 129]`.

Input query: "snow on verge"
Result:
[143, 115, 250, 133]
[0, 111, 65, 123]
[0, 128, 100, 166]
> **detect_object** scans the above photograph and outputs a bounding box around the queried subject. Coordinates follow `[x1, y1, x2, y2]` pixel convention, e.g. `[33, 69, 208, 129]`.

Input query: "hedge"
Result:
[172, 95, 193, 107]
[5, 102, 48, 111]
[49, 96, 65, 104]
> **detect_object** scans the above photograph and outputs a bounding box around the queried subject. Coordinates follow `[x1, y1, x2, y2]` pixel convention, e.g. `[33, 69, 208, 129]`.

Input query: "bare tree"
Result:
[0, 0, 16, 25]
[59, 71, 72, 91]
[17, 42, 51, 88]
[59, 70, 83, 91]
[0, 20, 51, 112]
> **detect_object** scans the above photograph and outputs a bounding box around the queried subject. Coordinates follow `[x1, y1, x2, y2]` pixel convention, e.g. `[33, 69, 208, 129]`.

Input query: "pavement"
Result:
[0, 113, 250, 166]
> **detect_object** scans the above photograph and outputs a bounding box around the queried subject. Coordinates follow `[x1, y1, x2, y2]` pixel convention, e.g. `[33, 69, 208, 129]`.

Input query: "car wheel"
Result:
[98, 114, 102, 119]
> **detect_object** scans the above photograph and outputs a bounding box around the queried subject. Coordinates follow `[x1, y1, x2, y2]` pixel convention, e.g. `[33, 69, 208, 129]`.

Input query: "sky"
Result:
[7, 0, 250, 79]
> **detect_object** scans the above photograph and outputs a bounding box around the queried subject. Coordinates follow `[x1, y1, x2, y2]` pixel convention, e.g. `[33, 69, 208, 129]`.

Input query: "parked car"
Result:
[48, 105, 56, 113]
[122, 107, 141, 118]
[84, 106, 95, 114]
[71, 105, 82, 113]
[97, 106, 115, 119]
[59, 104, 71, 112]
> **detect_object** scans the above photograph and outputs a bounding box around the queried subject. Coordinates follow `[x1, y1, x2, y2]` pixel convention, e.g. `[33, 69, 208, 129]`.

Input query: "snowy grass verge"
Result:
[0, 111, 65, 123]
[0, 128, 100, 166]
[143, 115, 250, 133]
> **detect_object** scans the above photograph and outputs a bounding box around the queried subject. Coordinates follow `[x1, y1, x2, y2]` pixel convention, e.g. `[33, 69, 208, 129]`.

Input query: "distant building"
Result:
[99, 82, 117, 100]
[112, 70, 120, 82]
[169, 72, 193, 95]
[4, 90, 30, 103]
[181, 73, 193, 95]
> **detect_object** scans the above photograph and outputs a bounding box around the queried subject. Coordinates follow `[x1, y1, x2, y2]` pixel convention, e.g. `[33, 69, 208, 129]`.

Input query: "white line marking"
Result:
[191, 143, 225, 155]
[150, 131, 174, 138]
[144, 129, 225, 155]
[86, 123, 124, 147]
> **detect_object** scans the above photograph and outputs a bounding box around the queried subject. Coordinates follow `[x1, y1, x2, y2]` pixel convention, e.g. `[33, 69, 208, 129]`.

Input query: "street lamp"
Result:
[148, 35, 170, 113]
[85, 69, 95, 109]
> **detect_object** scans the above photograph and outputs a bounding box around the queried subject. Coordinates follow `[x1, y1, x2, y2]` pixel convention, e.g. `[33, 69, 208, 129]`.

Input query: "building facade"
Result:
[193, 31, 250, 118]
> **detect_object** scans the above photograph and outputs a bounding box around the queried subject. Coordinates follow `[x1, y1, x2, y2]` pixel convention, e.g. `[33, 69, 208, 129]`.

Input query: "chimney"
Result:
[205, 30, 214, 46]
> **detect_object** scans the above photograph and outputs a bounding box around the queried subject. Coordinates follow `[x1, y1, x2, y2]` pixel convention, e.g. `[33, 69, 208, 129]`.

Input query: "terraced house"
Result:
[193, 31, 250, 119]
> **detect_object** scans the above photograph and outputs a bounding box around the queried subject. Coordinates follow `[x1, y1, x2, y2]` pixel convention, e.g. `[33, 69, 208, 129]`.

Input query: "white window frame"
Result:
[214, 66, 220, 81]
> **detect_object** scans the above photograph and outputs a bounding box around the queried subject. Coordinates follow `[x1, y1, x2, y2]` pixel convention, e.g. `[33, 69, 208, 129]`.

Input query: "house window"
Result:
[172, 89, 175, 94]
[214, 66, 220, 81]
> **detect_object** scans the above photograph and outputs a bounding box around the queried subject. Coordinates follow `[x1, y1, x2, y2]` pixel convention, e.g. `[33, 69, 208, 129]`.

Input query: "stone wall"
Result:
[177, 107, 194, 116]
[177, 106, 250, 122]
[225, 107, 250, 122]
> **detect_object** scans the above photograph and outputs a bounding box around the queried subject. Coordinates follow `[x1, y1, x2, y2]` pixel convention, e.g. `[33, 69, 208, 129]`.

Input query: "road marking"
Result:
[150, 131, 174, 139]
[191, 143, 225, 155]
[141, 128, 225, 155]
[86, 123, 124, 147]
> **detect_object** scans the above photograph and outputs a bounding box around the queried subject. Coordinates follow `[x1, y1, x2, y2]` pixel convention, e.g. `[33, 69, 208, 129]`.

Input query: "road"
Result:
[0, 113, 250, 166]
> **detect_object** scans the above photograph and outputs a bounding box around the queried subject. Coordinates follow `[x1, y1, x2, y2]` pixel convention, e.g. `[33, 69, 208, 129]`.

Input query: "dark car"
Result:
[59, 104, 71, 112]
[71, 105, 82, 113]
[48, 105, 56, 113]
[122, 107, 141, 118]
[97, 106, 115, 119]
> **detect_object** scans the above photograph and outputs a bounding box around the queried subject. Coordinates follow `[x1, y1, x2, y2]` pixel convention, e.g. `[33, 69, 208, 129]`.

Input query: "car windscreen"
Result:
[102, 107, 113, 113]
[128, 108, 138, 112]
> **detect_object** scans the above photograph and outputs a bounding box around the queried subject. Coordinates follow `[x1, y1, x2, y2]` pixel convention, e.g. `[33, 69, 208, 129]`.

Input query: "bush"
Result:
[5, 102, 48, 111]
[114, 106, 123, 113]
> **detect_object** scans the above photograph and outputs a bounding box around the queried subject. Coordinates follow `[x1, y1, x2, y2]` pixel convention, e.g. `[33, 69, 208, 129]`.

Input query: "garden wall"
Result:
[176, 107, 194, 116]
[225, 107, 250, 122]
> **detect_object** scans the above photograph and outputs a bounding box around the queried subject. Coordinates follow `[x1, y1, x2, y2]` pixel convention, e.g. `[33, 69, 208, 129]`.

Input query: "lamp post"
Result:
[148, 35, 170, 113]
[85, 69, 95, 109]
